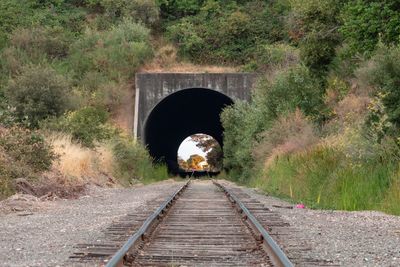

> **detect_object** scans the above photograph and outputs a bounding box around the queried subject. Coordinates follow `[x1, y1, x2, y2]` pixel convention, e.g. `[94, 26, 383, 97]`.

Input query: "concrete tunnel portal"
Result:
[143, 88, 234, 174]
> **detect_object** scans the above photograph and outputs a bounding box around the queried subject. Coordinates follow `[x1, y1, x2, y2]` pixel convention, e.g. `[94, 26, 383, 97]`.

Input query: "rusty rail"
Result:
[104, 179, 191, 267]
[103, 179, 293, 266]
[214, 181, 294, 267]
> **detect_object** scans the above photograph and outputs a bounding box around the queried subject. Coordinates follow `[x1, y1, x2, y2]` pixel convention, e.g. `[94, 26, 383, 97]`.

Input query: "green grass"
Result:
[140, 163, 170, 185]
[236, 145, 400, 215]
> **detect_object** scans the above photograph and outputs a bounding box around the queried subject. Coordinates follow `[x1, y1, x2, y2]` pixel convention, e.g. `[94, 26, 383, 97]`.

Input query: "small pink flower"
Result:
[296, 203, 305, 209]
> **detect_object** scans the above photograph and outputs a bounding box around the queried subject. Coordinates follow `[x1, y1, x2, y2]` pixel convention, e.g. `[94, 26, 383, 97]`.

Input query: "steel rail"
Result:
[105, 179, 191, 267]
[214, 181, 294, 267]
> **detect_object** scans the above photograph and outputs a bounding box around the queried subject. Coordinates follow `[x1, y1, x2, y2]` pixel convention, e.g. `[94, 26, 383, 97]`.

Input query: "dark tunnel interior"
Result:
[143, 88, 234, 174]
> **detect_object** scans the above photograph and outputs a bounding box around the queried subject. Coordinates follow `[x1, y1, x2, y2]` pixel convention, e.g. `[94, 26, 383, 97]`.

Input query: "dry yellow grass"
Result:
[97, 143, 114, 175]
[140, 44, 238, 73]
[140, 62, 238, 73]
[48, 134, 114, 183]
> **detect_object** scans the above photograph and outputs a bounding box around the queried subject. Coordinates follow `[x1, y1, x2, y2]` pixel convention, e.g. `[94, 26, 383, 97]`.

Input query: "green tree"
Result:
[192, 134, 223, 171]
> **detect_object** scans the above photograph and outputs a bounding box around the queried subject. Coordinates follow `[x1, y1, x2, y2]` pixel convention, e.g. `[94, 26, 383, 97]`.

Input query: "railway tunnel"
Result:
[143, 88, 234, 174]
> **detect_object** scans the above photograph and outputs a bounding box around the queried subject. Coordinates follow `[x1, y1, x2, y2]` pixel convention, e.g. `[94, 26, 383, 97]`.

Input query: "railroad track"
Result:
[80, 180, 292, 267]
[70, 179, 338, 266]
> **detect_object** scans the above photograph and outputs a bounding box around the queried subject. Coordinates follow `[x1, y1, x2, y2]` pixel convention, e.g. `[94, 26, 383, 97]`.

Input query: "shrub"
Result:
[0, 1, 35, 48]
[166, 0, 288, 64]
[221, 101, 266, 179]
[63, 106, 115, 147]
[94, 81, 129, 112]
[340, 0, 400, 56]
[244, 43, 299, 72]
[10, 26, 72, 59]
[253, 109, 318, 167]
[0, 1, 86, 48]
[288, 0, 342, 71]
[158, 0, 203, 21]
[258, 65, 325, 121]
[222, 65, 325, 179]
[112, 137, 168, 184]
[0, 47, 34, 77]
[98, 0, 159, 25]
[0, 127, 56, 172]
[357, 45, 400, 139]
[166, 19, 205, 60]
[5, 65, 71, 128]
[69, 18, 153, 80]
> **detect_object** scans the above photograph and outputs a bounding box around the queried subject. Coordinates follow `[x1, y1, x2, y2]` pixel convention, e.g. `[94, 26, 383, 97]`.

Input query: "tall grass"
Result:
[248, 145, 400, 215]
[49, 133, 170, 186]
[49, 133, 114, 184]
[112, 136, 169, 185]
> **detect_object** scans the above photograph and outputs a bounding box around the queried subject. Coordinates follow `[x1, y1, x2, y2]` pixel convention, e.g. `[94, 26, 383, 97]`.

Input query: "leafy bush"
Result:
[112, 137, 168, 184]
[5, 65, 71, 128]
[244, 43, 299, 72]
[0, 127, 56, 172]
[340, 0, 400, 56]
[0, 0, 86, 48]
[0, 126, 57, 199]
[258, 65, 325, 120]
[166, 19, 205, 60]
[158, 0, 203, 21]
[0, 1, 33, 48]
[221, 101, 266, 179]
[10, 26, 72, 60]
[99, 0, 159, 25]
[69, 18, 153, 80]
[222, 65, 325, 179]
[357, 45, 400, 140]
[166, 0, 288, 64]
[288, 0, 342, 71]
[64, 106, 115, 147]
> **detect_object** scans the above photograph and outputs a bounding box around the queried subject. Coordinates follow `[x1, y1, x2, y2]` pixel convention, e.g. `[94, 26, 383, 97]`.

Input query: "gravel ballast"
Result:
[0, 181, 183, 267]
[229, 182, 400, 267]
[1, 179, 400, 266]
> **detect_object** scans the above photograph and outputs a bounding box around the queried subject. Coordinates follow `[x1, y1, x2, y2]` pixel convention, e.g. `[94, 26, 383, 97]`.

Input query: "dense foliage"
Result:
[166, 0, 288, 64]
[0, 0, 162, 198]
[5, 66, 71, 128]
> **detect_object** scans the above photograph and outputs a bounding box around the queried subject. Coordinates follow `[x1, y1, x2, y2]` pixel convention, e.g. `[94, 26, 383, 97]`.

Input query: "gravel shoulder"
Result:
[1, 179, 399, 267]
[222, 180, 400, 267]
[0, 180, 183, 267]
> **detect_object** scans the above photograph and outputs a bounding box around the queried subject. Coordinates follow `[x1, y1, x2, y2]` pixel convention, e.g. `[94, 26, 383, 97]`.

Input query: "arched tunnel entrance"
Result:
[143, 88, 234, 174]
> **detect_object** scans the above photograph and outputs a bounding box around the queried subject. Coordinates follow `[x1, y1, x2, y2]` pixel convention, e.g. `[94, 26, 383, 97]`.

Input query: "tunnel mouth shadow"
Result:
[143, 88, 234, 174]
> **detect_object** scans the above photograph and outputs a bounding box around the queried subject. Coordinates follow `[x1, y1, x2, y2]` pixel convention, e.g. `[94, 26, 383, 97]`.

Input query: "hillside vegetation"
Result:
[213, 0, 400, 215]
[0, 0, 399, 215]
[0, 0, 168, 199]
